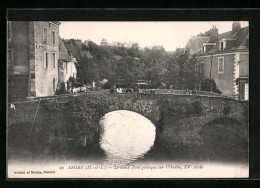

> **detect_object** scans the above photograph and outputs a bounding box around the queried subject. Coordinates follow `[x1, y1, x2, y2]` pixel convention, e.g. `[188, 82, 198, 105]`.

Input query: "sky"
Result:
[59, 21, 249, 52]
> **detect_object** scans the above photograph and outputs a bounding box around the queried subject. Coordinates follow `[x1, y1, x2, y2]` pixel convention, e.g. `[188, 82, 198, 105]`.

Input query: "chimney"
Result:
[232, 21, 241, 36]
[210, 25, 218, 42]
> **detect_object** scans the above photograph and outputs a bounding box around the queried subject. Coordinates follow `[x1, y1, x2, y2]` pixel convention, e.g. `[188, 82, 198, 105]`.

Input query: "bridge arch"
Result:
[99, 110, 156, 164]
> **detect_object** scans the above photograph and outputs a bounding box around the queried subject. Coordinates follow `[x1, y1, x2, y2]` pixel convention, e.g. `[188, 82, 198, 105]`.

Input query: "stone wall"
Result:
[8, 93, 248, 161]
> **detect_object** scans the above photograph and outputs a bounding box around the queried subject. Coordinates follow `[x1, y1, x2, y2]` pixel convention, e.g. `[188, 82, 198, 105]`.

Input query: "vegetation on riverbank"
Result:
[65, 39, 203, 90]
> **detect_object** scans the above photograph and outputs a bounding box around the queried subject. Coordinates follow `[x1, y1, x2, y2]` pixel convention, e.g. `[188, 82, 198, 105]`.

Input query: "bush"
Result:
[214, 89, 222, 94]
[74, 81, 83, 88]
[55, 82, 68, 95]
[68, 76, 82, 88]
[102, 81, 113, 89]
[68, 76, 76, 83]
[201, 78, 222, 94]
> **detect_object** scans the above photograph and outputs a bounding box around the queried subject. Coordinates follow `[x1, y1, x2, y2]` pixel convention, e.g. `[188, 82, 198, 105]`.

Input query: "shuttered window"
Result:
[52, 52, 56, 68]
[218, 57, 224, 73]
[43, 51, 48, 69]
[244, 83, 248, 100]
[53, 77, 56, 92]
[52, 31, 55, 45]
[43, 28, 47, 43]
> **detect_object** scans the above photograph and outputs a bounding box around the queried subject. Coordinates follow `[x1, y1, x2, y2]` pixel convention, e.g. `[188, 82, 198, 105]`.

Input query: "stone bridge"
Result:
[8, 93, 249, 161]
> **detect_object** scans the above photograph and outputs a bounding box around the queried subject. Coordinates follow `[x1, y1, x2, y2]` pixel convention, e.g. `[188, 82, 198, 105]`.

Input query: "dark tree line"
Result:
[73, 40, 201, 89]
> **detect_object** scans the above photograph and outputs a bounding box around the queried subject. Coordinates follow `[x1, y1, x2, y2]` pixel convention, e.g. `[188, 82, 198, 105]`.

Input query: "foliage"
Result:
[102, 81, 113, 89]
[201, 78, 222, 94]
[68, 76, 76, 83]
[55, 82, 68, 95]
[68, 76, 82, 88]
[163, 48, 199, 89]
[197, 30, 210, 37]
[68, 39, 200, 89]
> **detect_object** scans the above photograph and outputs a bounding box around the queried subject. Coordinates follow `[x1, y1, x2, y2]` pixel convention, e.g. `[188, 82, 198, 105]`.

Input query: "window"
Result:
[244, 83, 248, 100]
[51, 52, 56, 68]
[65, 63, 68, 73]
[43, 28, 47, 43]
[203, 46, 206, 53]
[200, 62, 204, 75]
[31, 73, 35, 79]
[220, 42, 224, 51]
[220, 40, 227, 51]
[43, 51, 48, 69]
[52, 31, 55, 45]
[53, 77, 56, 92]
[218, 57, 224, 73]
[8, 50, 13, 70]
[8, 22, 12, 42]
[8, 50, 13, 64]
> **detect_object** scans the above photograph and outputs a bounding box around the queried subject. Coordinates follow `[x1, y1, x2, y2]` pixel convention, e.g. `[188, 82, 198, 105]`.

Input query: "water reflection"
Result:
[99, 110, 156, 165]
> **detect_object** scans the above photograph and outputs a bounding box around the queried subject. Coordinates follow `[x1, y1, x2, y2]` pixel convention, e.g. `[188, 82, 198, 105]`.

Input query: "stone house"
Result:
[8, 21, 61, 101]
[193, 22, 249, 100]
[58, 38, 77, 91]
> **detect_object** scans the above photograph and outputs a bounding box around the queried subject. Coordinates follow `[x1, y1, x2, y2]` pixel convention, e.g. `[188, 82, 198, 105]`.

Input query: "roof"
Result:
[199, 26, 249, 55]
[63, 41, 81, 60]
[59, 38, 71, 62]
[185, 36, 210, 54]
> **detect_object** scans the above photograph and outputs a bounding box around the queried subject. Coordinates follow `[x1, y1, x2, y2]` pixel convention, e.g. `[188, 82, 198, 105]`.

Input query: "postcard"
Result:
[7, 20, 249, 178]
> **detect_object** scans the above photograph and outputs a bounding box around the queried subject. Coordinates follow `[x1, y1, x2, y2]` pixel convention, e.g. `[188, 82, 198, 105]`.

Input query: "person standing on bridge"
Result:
[92, 80, 96, 91]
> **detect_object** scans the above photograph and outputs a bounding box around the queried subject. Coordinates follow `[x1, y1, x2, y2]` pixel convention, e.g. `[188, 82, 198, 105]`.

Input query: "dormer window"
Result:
[220, 41, 224, 50]
[202, 43, 215, 54]
[219, 39, 226, 51]
[203, 46, 206, 53]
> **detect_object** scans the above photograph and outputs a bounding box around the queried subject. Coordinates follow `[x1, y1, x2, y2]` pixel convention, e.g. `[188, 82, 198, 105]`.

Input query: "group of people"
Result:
[185, 88, 198, 95]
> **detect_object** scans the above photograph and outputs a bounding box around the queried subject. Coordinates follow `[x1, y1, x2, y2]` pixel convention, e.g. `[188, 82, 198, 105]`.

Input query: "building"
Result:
[58, 38, 77, 90]
[194, 22, 249, 100]
[100, 38, 108, 46]
[8, 21, 61, 101]
[100, 39, 135, 48]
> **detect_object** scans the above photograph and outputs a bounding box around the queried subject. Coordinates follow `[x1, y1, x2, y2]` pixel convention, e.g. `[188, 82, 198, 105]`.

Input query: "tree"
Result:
[76, 57, 96, 84]
[164, 48, 199, 89]
[68, 39, 199, 90]
[55, 82, 68, 95]
[201, 78, 222, 94]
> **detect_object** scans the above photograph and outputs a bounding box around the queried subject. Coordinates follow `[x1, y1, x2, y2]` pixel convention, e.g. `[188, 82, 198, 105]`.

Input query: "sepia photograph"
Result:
[7, 20, 249, 178]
